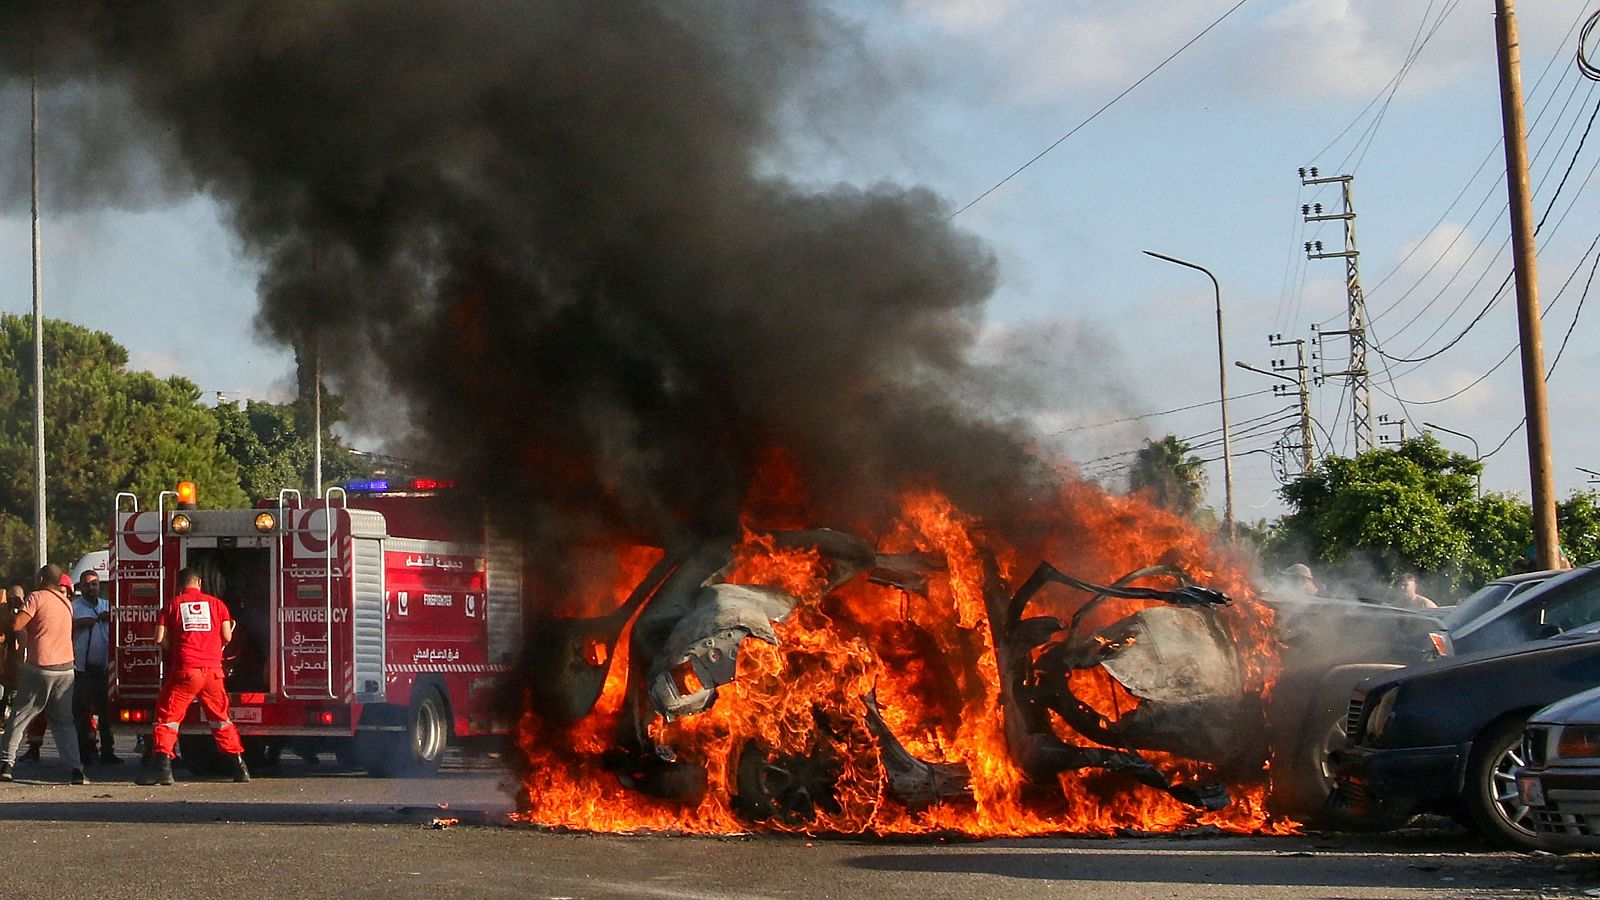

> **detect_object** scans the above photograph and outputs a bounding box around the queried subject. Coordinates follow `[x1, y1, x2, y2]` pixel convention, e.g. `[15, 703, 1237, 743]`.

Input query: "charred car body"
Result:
[525, 526, 1442, 825]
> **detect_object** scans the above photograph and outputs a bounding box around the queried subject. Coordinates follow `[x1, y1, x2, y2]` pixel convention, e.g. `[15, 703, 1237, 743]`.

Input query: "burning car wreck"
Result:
[517, 502, 1291, 836]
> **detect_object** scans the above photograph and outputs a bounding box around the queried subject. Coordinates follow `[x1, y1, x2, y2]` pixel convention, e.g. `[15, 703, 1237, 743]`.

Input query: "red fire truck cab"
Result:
[107, 483, 524, 775]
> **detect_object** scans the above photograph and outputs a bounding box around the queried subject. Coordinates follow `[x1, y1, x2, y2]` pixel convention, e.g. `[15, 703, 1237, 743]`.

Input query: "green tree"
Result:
[211, 397, 372, 503]
[1270, 437, 1600, 589]
[1558, 492, 1600, 566]
[1128, 435, 1208, 518]
[1270, 436, 1481, 586]
[0, 315, 246, 582]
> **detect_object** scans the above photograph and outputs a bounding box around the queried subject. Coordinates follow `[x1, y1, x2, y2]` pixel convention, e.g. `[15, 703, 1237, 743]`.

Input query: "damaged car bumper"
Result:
[1330, 743, 1465, 822]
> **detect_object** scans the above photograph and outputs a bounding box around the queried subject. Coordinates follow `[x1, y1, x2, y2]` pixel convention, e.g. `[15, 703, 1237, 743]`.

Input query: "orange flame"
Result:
[514, 467, 1294, 837]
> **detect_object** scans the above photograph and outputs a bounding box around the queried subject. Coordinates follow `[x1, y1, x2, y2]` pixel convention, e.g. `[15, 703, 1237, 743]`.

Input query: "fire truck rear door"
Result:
[110, 510, 170, 701]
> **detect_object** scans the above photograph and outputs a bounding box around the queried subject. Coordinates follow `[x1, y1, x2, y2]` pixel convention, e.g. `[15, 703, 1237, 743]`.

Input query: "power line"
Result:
[1342, 0, 1464, 175]
[1372, 229, 1600, 406]
[1313, 6, 1589, 331]
[949, 0, 1254, 218]
[1374, 94, 1600, 365]
[1077, 408, 1297, 475]
[1051, 388, 1274, 435]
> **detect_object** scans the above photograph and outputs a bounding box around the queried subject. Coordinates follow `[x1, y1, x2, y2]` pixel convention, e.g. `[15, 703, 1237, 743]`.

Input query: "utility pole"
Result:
[1495, 0, 1559, 569]
[1272, 334, 1314, 472]
[1236, 335, 1315, 476]
[31, 66, 47, 569]
[1377, 413, 1408, 447]
[1300, 168, 1374, 452]
[312, 343, 323, 499]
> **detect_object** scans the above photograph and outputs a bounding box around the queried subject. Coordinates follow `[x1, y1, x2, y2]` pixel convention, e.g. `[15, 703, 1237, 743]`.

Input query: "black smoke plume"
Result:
[0, 2, 1052, 567]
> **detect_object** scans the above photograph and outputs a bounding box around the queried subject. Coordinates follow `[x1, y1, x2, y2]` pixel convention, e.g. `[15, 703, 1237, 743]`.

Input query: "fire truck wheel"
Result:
[334, 740, 362, 769]
[364, 689, 450, 777]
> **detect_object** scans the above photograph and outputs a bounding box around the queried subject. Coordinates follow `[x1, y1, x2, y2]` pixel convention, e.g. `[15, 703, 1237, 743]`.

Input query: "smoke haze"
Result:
[0, 2, 1056, 559]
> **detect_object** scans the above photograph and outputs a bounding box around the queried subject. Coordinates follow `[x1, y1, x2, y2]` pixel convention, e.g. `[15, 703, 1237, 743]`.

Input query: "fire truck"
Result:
[107, 480, 524, 775]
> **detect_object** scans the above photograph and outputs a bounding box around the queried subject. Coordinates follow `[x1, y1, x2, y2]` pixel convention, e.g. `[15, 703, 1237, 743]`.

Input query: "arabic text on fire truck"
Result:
[107, 481, 523, 774]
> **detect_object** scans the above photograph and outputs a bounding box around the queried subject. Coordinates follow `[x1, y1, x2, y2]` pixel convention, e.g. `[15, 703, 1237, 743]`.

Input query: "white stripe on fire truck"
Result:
[388, 664, 511, 674]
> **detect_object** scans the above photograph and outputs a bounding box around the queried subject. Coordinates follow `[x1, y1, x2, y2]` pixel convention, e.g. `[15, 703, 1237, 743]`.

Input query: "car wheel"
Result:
[363, 689, 449, 778]
[1273, 704, 1347, 823]
[1464, 718, 1542, 850]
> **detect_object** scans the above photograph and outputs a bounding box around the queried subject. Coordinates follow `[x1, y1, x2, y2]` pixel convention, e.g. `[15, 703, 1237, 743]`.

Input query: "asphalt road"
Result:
[2, 753, 1597, 900]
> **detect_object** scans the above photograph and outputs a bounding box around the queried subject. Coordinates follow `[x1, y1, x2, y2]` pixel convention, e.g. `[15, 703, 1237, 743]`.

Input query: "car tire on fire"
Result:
[1464, 716, 1541, 850]
[1270, 679, 1365, 827]
[361, 686, 450, 777]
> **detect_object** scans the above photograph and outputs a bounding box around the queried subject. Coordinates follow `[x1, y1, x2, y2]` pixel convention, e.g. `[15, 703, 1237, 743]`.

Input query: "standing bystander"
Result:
[135, 568, 249, 785]
[0, 566, 86, 784]
[71, 570, 118, 764]
[0, 586, 23, 713]
[1393, 573, 1439, 610]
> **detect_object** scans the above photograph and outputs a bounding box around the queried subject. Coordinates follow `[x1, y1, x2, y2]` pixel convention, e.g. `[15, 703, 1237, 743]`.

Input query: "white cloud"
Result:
[901, 0, 1026, 35]
[129, 349, 183, 379]
[892, 0, 1574, 103]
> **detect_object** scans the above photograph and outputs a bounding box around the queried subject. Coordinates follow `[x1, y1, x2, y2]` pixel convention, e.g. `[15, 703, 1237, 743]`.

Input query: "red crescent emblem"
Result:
[297, 509, 330, 555]
[122, 512, 161, 556]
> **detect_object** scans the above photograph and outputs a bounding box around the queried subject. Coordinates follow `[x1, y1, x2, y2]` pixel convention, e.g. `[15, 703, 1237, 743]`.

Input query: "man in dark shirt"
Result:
[135, 568, 249, 785]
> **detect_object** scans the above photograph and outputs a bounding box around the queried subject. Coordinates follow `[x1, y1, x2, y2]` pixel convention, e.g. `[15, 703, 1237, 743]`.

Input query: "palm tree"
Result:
[1129, 435, 1208, 517]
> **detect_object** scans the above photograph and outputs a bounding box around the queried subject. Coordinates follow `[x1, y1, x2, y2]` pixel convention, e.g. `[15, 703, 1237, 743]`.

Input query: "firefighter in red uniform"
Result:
[135, 568, 250, 785]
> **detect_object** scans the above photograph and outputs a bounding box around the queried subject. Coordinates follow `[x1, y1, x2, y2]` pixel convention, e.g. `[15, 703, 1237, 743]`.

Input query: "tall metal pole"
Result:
[1495, 0, 1559, 568]
[312, 343, 323, 498]
[1144, 251, 1234, 538]
[31, 68, 47, 568]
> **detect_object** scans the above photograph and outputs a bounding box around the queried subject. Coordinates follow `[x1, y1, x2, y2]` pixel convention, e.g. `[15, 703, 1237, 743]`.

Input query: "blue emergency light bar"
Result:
[342, 478, 456, 493]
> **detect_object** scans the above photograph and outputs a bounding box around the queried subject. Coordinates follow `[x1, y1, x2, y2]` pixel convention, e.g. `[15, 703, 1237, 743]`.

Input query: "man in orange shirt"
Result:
[135, 568, 249, 786]
[0, 565, 86, 784]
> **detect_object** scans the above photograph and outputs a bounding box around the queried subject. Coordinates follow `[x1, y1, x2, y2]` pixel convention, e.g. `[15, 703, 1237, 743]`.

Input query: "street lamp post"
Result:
[31, 68, 47, 568]
[1423, 421, 1482, 497]
[1144, 250, 1234, 539]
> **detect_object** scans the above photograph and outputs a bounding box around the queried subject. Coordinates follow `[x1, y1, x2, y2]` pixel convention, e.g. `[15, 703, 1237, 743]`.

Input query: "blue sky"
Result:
[2, 0, 1596, 519]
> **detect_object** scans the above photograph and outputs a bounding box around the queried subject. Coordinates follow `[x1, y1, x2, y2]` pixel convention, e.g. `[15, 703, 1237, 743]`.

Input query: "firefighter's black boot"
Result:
[136, 754, 174, 786]
[231, 754, 251, 783]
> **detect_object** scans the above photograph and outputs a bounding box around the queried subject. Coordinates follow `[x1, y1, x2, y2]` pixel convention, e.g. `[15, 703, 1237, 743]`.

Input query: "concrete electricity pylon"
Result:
[1300, 167, 1375, 452]
[1235, 333, 1314, 476]
[1378, 413, 1409, 447]
[1272, 334, 1314, 472]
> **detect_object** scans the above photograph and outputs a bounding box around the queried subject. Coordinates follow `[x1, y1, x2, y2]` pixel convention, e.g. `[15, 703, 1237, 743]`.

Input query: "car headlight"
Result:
[1556, 725, 1600, 761]
[1365, 688, 1400, 743]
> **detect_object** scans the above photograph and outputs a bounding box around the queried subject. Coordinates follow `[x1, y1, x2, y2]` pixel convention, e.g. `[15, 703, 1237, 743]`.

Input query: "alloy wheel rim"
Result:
[416, 701, 444, 761]
[1316, 717, 1346, 788]
[1489, 742, 1535, 836]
